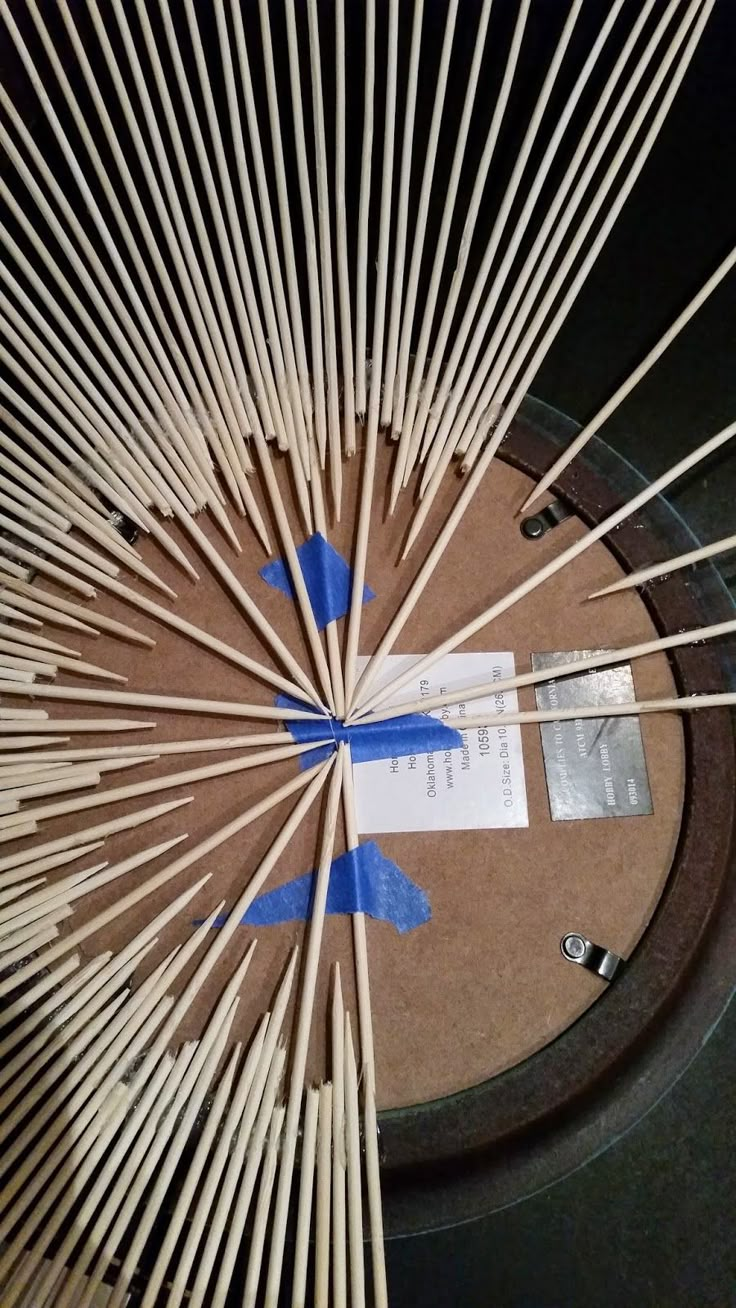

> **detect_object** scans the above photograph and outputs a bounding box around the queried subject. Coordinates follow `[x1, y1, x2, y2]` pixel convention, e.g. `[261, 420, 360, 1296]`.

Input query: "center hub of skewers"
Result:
[278, 695, 466, 769]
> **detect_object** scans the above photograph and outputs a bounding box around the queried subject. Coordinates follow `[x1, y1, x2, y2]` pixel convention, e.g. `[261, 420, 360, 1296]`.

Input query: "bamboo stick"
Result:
[243, 1105, 286, 1308]
[344, 1011, 366, 1308]
[292, 1084, 320, 1308]
[589, 532, 736, 598]
[355, 618, 736, 725]
[343, 0, 399, 710]
[263, 750, 344, 1306]
[315, 1081, 333, 1308]
[355, 418, 736, 720]
[331, 965, 348, 1308]
[0, 679, 325, 722]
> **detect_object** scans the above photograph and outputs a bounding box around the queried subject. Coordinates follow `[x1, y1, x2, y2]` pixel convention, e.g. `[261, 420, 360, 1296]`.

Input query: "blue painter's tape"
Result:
[276, 694, 464, 769]
[205, 842, 431, 933]
[259, 532, 375, 631]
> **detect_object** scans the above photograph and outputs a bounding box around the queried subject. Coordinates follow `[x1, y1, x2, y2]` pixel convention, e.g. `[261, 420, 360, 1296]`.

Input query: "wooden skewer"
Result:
[0, 822, 37, 844]
[0, 140, 231, 539]
[291, 1083, 320, 1308]
[106, 1004, 240, 1308]
[263, 750, 344, 1307]
[0, 953, 89, 1066]
[0, 584, 101, 635]
[332, 965, 348, 1308]
[169, 63, 314, 530]
[0, 448, 171, 593]
[139, 1043, 244, 1308]
[0, 719, 151, 735]
[0, 626, 80, 657]
[162, 1017, 270, 1308]
[0, 557, 32, 580]
[58, 0, 254, 524]
[190, 975, 294, 1308]
[0, 844, 97, 891]
[0, 739, 319, 834]
[445, 693, 736, 735]
[380, 0, 424, 431]
[355, 618, 736, 725]
[445, 0, 688, 478]
[410, 0, 711, 535]
[0, 578, 150, 644]
[589, 532, 736, 598]
[0, 873, 199, 1044]
[344, 1011, 366, 1308]
[304, 0, 343, 513]
[0, 666, 35, 683]
[0, 707, 47, 719]
[71, 1043, 198, 1308]
[0, 917, 66, 970]
[244, 0, 314, 447]
[243, 1105, 286, 1308]
[276, 0, 328, 467]
[1, 6, 226, 530]
[0, 877, 47, 909]
[31, 0, 252, 526]
[354, 0, 375, 417]
[0, 423, 120, 543]
[123, 0, 277, 490]
[392, 0, 530, 489]
[0, 732, 293, 768]
[0, 535, 96, 599]
[309, 444, 347, 717]
[0, 963, 138, 1149]
[0, 839, 103, 894]
[213, 2, 310, 480]
[0, 679, 325, 722]
[0, 913, 222, 1248]
[0, 474, 70, 533]
[334, 0, 355, 456]
[315, 1081, 334, 1308]
[0, 305, 169, 527]
[0, 652, 54, 677]
[30, 1051, 179, 1308]
[388, 0, 461, 461]
[423, 0, 627, 479]
[0, 638, 125, 683]
[0, 767, 102, 805]
[0, 797, 186, 878]
[0, 835, 183, 935]
[147, 0, 290, 465]
[0, 603, 42, 626]
[0, 945, 234, 1305]
[0, 945, 153, 1103]
[524, 269, 736, 509]
[354, 410, 736, 719]
[342, 749, 388, 1305]
[206, 1037, 288, 1307]
[343, 0, 399, 711]
[0, 244, 209, 526]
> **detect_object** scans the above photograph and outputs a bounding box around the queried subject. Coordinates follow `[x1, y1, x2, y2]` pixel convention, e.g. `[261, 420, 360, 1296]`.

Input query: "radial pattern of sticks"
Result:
[0, 1, 733, 1304]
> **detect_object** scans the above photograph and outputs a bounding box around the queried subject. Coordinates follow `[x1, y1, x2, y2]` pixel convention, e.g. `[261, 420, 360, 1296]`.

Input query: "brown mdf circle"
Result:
[0, 422, 705, 1128]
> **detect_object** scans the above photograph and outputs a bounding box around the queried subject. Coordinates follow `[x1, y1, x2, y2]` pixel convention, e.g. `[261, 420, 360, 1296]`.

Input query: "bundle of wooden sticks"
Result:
[0, 0, 734, 1304]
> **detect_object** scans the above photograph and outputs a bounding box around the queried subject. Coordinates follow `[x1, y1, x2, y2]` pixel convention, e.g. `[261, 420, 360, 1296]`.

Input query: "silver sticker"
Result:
[532, 651, 653, 822]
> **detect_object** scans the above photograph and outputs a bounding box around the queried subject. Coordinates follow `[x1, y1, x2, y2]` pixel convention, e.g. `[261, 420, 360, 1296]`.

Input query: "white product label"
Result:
[353, 653, 528, 834]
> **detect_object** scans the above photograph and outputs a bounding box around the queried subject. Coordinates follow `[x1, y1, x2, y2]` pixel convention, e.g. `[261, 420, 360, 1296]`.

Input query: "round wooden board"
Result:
[3, 439, 684, 1110]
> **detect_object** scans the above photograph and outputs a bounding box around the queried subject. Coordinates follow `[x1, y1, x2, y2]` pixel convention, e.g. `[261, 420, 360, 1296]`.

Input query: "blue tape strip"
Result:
[259, 532, 375, 631]
[205, 842, 431, 933]
[276, 694, 464, 769]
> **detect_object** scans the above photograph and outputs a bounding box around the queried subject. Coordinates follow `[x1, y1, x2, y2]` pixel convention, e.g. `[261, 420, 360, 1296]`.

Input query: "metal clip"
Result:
[520, 499, 573, 540]
[560, 932, 623, 982]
